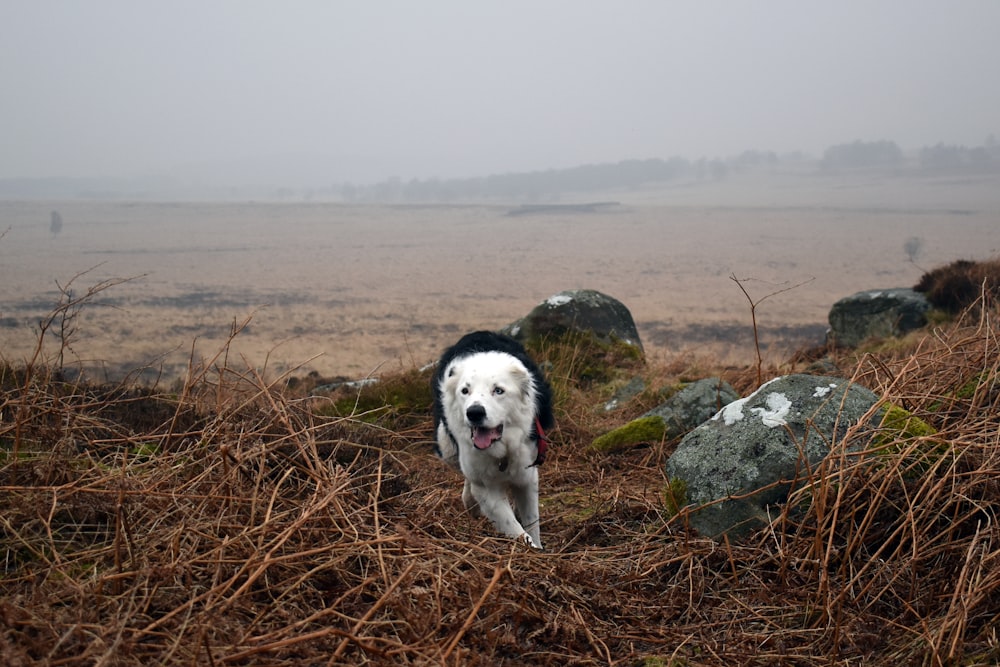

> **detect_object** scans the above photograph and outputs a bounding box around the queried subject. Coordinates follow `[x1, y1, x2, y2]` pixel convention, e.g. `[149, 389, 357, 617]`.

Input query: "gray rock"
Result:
[505, 289, 643, 353]
[666, 374, 881, 540]
[642, 377, 739, 440]
[827, 288, 930, 348]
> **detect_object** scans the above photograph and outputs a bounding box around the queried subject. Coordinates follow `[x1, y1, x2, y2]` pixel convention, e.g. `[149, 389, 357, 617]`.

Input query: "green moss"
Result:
[955, 377, 979, 401]
[590, 415, 665, 454]
[955, 369, 995, 400]
[877, 404, 937, 442]
[874, 404, 946, 475]
[662, 477, 688, 517]
[636, 658, 687, 667]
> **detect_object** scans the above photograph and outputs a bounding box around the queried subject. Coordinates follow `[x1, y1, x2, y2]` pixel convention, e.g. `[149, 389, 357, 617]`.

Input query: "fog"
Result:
[3, 1, 999, 187]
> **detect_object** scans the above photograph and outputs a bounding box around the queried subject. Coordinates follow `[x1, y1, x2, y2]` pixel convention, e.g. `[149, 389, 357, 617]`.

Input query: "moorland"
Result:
[1, 168, 1000, 665]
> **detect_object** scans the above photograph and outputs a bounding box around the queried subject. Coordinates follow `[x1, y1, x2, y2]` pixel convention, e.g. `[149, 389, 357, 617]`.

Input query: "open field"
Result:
[2, 169, 999, 382]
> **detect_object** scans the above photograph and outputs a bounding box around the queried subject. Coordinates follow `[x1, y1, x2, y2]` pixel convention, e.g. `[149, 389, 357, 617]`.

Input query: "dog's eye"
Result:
[493, 386, 505, 395]
[460, 387, 470, 395]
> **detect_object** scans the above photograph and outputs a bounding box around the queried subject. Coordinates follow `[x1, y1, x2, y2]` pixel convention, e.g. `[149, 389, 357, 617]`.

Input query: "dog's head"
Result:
[441, 351, 536, 451]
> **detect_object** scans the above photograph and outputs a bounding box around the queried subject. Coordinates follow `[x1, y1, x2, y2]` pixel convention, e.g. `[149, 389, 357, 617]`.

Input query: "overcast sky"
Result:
[2, 1, 999, 185]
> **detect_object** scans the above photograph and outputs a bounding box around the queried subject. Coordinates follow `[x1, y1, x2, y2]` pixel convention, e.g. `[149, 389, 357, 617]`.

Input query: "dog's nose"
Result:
[466, 403, 487, 424]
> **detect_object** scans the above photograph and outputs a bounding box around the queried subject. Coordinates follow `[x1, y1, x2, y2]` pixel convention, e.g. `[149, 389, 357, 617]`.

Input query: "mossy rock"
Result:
[590, 415, 666, 453]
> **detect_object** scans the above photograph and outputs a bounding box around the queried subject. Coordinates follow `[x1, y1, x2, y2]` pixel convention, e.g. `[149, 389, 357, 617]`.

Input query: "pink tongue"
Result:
[473, 427, 500, 450]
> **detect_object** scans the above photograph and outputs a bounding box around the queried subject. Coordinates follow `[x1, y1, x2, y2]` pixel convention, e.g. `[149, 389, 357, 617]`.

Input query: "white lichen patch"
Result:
[546, 294, 573, 307]
[813, 383, 837, 398]
[713, 377, 782, 426]
[717, 398, 749, 425]
[750, 392, 792, 428]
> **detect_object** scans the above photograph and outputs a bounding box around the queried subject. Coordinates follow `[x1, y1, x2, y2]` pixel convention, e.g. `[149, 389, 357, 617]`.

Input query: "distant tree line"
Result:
[340, 137, 998, 201]
[919, 137, 1000, 171]
[820, 137, 1000, 172]
[339, 151, 787, 203]
[820, 140, 904, 170]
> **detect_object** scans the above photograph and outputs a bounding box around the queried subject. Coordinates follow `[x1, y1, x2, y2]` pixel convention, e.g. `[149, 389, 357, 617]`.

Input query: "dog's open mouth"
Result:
[472, 424, 503, 450]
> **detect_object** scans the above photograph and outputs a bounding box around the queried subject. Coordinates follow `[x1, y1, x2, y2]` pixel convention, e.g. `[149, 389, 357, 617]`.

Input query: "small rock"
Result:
[827, 288, 930, 348]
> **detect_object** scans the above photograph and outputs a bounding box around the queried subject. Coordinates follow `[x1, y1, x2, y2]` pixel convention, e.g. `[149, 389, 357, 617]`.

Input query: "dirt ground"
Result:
[2, 169, 999, 382]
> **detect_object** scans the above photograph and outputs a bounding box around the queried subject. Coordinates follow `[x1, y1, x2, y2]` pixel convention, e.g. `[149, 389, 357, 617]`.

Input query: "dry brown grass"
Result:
[2, 298, 1000, 665]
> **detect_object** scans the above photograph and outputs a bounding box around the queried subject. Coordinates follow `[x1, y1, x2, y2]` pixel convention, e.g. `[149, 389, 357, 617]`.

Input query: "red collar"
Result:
[531, 417, 549, 467]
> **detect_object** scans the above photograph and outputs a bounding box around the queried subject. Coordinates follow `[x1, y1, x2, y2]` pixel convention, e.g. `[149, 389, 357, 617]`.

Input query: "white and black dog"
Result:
[433, 331, 554, 549]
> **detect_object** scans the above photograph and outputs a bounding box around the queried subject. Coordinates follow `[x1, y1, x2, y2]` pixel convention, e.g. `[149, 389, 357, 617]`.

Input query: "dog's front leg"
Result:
[466, 483, 536, 548]
[461, 480, 481, 516]
[511, 477, 542, 550]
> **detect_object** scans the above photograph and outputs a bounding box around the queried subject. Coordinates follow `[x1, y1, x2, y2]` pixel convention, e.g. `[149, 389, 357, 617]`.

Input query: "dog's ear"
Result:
[442, 360, 462, 390]
[508, 362, 535, 399]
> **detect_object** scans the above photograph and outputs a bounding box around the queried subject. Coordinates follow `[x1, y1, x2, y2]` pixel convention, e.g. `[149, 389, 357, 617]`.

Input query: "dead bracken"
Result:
[1, 297, 1000, 665]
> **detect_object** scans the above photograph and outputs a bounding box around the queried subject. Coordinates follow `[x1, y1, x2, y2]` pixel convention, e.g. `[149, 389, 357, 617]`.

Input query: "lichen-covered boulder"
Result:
[506, 289, 643, 354]
[827, 288, 930, 348]
[665, 374, 882, 540]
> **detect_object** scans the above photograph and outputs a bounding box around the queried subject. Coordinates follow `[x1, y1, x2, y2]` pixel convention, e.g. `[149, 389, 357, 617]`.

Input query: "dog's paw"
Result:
[519, 533, 543, 551]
